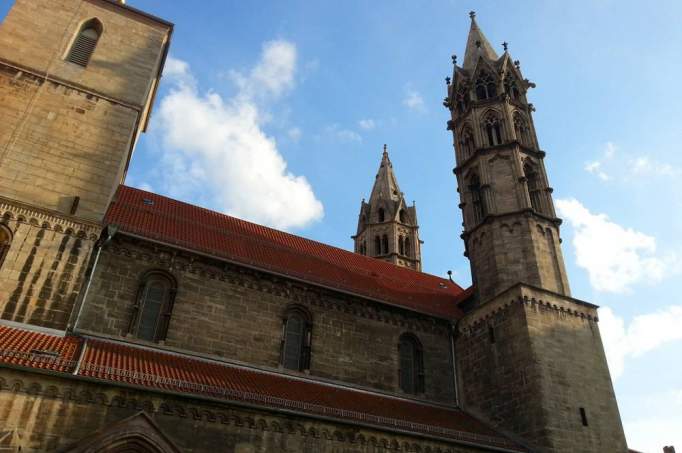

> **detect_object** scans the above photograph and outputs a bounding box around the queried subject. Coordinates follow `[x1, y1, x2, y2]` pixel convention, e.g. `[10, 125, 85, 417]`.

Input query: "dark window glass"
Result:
[399, 209, 406, 223]
[382, 235, 389, 254]
[404, 237, 411, 257]
[378, 208, 385, 222]
[374, 236, 381, 255]
[399, 334, 424, 394]
[135, 274, 174, 342]
[282, 313, 305, 370]
[469, 174, 487, 223]
[399, 236, 405, 255]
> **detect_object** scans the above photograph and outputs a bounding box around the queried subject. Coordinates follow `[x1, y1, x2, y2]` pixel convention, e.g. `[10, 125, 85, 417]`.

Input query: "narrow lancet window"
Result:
[483, 113, 503, 146]
[131, 271, 176, 342]
[469, 174, 487, 223]
[524, 163, 542, 213]
[280, 307, 312, 371]
[398, 333, 424, 394]
[382, 234, 389, 254]
[0, 225, 11, 270]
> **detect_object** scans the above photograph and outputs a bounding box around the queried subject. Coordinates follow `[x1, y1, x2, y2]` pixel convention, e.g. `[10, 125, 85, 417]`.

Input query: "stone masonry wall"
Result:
[0, 368, 490, 453]
[76, 236, 455, 403]
[0, 65, 138, 221]
[0, 0, 170, 107]
[456, 284, 627, 453]
[0, 199, 99, 330]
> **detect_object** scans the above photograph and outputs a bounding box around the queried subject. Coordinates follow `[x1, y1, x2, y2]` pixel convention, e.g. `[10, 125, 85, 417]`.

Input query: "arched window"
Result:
[360, 241, 366, 255]
[378, 208, 385, 222]
[404, 237, 411, 257]
[504, 73, 521, 99]
[0, 225, 11, 270]
[130, 271, 176, 342]
[524, 163, 542, 213]
[280, 307, 312, 371]
[398, 236, 405, 255]
[459, 126, 475, 160]
[399, 209, 406, 223]
[382, 234, 389, 254]
[469, 174, 487, 223]
[66, 19, 103, 67]
[483, 112, 503, 147]
[475, 71, 497, 101]
[455, 86, 470, 113]
[374, 236, 381, 255]
[514, 113, 533, 147]
[398, 333, 424, 394]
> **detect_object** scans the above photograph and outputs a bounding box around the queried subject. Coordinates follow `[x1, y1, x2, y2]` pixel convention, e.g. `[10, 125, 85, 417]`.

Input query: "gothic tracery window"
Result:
[456, 85, 470, 113]
[404, 237, 411, 257]
[399, 209, 406, 223]
[382, 234, 389, 254]
[130, 271, 176, 342]
[0, 225, 11, 270]
[514, 112, 533, 147]
[378, 208, 385, 222]
[524, 162, 543, 213]
[280, 306, 312, 371]
[483, 112, 503, 147]
[469, 174, 487, 223]
[475, 70, 497, 100]
[399, 236, 405, 255]
[504, 72, 521, 99]
[66, 19, 103, 67]
[459, 126, 475, 160]
[398, 333, 424, 394]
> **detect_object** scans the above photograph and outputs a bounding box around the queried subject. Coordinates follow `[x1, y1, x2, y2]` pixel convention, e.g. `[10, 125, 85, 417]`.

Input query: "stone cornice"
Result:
[0, 196, 101, 241]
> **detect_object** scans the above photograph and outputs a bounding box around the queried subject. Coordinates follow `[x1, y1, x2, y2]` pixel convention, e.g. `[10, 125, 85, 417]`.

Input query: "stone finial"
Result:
[447, 270, 454, 282]
[445, 76, 451, 85]
[514, 59, 521, 69]
[469, 11, 476, 20]
[663, 447, 676, 453]
[502, 41, 508, 52]
[452, 54, 457, 65]
[383, 144, 388, 154]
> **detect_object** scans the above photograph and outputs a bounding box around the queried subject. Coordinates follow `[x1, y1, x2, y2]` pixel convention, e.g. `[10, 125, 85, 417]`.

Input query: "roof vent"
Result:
[142, 198, 154, 206]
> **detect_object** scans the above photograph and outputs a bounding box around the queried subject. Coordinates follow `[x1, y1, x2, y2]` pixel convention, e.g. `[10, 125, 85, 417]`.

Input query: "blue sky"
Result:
[3, 0, 681, 450]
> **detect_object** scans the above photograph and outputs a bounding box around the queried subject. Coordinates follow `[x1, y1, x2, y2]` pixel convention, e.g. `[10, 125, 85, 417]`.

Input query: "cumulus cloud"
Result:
[556, 198, 679, 293]
[403, 89, 425, 112]
[600, 306, 682, 380]
[585, 141, 680, 181]
[358, 119, 376, 130]
[156, 42, 324, 231]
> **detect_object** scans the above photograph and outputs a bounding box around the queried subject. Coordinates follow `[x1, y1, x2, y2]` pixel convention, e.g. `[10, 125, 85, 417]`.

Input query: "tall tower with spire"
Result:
[354, 146, 422, 271]
[445, 12, 627, 452]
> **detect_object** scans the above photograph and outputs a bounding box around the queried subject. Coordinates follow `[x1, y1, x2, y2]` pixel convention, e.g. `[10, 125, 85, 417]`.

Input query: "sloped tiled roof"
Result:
[0, 324, 525, 452]
[105, 186, 465, 320]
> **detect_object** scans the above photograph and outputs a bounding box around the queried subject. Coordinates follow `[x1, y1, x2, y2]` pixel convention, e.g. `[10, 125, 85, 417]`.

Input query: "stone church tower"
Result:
[446, 12, 628, 452]
[353, 146, 422, 271]
[0, 0, 172, 329]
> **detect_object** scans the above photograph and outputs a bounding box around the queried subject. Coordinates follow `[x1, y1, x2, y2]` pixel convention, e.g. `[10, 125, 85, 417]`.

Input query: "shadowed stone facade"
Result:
[0, 2, 629, 453]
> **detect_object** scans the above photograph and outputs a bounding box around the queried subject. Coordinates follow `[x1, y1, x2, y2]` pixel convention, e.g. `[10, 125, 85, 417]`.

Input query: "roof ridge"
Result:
[116, 186, 459, 289]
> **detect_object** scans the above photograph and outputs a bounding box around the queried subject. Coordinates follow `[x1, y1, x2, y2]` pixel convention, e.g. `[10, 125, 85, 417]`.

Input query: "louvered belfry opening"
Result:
[66, 19, 102, 67]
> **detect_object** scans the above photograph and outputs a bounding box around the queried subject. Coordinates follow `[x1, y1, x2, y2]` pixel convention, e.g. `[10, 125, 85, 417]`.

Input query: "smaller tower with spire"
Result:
[353, 146, 422, 271]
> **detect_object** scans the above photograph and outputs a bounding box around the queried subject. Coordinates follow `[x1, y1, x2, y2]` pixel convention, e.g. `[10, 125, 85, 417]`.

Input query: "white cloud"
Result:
[599, 306, 682, 380]
[323, 124, 362, 143]
[358, 119, 376, 130]
[585, 141, 680, 181]
[403, 89, 425, 112]
[287, 127, 302, 142]
[155, 43, 324, 231]
[556, 198, 679, 293]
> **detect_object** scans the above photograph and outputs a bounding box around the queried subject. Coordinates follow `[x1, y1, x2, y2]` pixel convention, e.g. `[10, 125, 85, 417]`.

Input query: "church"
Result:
[0, 1, 630, 452]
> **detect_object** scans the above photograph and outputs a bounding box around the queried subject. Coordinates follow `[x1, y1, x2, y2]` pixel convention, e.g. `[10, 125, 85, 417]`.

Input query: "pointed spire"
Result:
[463, 11, 499, 70]
[370, 144, 402, 204]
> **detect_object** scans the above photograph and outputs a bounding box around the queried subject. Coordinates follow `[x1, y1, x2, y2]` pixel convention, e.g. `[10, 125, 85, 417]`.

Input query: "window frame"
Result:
[128, 270, 177, 343]
[398, 333, 425, 395]
[65, 18, 103, 67]
[280, 305, 312, 372]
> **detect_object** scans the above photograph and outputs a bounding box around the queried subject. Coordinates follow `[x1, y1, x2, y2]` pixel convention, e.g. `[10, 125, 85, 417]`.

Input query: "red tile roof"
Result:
[0, 325, 524, 451]
[104, 186, 465, 320]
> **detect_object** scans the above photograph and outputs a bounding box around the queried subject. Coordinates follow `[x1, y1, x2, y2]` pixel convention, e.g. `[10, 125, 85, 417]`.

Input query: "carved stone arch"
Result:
[321, 428, 332, 440]
[16, 214, 26, 223]
[1, 210, 13, 221]
[333, 430, 344, 441]
[457, 122, 476, 161]
[473, 62, 499, 100]
[63, 412, 181, 453]
[356, 433, 366, 445]
[307, 426, 318, 438]
[513, 110, 533, 147]
[480, 108, 505, 146]
[29, 217, 39, 226]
